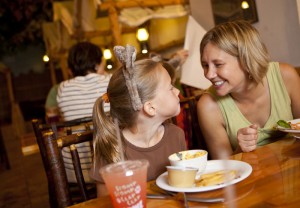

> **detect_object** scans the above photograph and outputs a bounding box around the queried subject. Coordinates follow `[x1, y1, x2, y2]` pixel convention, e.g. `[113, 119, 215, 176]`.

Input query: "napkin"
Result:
[180, 16, 211, 89]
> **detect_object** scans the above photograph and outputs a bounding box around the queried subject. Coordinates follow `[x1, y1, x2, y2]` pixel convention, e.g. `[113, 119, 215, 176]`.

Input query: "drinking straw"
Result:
[114, 118, 125, 161]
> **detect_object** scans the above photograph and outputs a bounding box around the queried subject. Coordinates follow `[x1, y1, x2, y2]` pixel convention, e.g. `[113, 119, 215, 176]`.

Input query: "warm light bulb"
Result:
[43, 55, 49, 62]
[103, 48, 112, 59]
[241, 1, 249, 9]
[107, 64, 113, 69]
[136, 28, 149, 42]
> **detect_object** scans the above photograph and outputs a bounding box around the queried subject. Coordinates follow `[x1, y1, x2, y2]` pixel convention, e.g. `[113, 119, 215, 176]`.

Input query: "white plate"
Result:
[277, 118, 300, 134]
[277, 119, 300, 139]
[156, 160, 252, 193]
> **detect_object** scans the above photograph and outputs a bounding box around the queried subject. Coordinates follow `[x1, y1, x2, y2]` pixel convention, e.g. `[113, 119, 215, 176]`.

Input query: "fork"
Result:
[258, 128, 277, 134]
[147, 193, 225, 203]
[149, 182, 225, 203]
[182, 192, 189, 208]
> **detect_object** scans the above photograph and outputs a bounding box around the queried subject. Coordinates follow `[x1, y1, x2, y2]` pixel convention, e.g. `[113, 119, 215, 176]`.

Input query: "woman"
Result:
[197, 20, 300, 159]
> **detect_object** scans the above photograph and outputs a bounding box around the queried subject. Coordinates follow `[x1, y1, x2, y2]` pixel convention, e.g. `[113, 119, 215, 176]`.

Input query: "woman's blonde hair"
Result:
[200, 20, 269, 84]
[92, 59, 162, 163]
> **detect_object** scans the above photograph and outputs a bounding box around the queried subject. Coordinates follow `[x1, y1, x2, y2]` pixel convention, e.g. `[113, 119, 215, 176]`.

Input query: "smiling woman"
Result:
[197, 20, 300, 159]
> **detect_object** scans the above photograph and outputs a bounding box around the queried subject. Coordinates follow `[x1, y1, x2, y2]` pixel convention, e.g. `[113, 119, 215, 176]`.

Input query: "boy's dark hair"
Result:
[67, 41, 103, 76]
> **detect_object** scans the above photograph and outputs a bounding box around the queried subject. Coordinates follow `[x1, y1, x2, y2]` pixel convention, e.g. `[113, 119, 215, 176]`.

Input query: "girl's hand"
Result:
[237, 124, 258, 152]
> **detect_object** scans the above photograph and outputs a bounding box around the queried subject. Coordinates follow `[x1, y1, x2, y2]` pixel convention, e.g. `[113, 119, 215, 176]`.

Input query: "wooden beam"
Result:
[108, 5, 122, 45]
[98, 0, 189, 47]
[100, 0, 189, 10]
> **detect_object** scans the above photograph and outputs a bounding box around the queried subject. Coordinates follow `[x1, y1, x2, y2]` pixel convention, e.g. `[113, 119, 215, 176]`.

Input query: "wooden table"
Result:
[69, 137, 300, 207]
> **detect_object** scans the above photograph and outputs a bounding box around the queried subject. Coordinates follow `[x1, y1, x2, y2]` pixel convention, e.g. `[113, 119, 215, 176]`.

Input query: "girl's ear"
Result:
[143, 101, 156, 116]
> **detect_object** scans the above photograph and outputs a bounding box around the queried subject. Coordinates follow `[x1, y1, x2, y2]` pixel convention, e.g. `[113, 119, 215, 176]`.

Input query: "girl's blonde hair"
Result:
[200, 20, 270, 84]
[92, 59, 161, 163]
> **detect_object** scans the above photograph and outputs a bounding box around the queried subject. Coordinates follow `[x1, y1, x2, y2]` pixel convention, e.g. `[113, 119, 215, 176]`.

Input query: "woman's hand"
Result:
[237, 124, 258, 152]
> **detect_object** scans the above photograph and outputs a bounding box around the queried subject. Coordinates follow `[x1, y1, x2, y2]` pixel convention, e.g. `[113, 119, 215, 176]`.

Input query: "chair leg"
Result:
[0, 128, 10, 171]
[48, 184, 58, 208]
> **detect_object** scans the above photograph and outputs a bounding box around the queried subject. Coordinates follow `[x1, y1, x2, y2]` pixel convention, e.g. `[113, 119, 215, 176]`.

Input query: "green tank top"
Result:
[208, 62, 293, 150]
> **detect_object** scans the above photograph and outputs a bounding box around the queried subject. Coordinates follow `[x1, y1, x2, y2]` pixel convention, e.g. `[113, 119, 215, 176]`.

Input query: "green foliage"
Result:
[0, 0, 52, 58]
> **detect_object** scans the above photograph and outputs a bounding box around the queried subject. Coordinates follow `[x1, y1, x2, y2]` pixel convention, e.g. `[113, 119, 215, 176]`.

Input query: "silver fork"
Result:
[148, 182, 224, 203]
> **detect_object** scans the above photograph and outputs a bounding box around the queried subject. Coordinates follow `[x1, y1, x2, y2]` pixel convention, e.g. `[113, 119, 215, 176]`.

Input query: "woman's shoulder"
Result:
[277, 62, 299, 87]
[278, 62, 298, 77]
[197, 92, 220, 114]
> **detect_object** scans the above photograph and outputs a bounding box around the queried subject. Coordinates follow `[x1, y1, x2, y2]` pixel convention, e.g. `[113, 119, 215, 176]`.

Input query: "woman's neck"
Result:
[231, 77, 268, 104]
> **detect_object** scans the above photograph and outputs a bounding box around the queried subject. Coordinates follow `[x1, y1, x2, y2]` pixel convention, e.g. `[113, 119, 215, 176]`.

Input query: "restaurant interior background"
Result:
[1, 0, 300, 127]
[1, 0, 300, 207]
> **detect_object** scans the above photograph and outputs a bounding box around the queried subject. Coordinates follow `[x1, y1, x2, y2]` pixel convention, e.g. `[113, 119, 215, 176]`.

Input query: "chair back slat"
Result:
[44, 131, 72, 207]
[70, 144, 89, 201]
[32, 119, 58, 208]
[58, 130, 93, 147]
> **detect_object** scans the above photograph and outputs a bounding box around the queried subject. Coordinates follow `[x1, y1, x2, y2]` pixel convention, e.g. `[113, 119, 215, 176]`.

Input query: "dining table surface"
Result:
[68, 136, 300, 207]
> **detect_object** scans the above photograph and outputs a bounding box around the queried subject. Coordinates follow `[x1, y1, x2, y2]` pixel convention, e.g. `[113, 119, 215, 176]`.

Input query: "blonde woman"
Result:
[197, 20, 300, 159]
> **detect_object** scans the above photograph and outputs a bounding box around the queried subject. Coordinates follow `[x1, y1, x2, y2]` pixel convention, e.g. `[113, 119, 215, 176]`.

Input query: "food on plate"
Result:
[169, 150, 208, 174]
[177, 151, 206, 160]
[277, 119, 300, 130]
[277, 120, 291, 128]
[290, 122, 300, 130]
[195, 170, 238, 187]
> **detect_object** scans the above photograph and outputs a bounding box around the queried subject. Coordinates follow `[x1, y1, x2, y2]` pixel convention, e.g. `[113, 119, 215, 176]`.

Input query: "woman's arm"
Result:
[279, 63, 300, 118]
[197, 94, 233, 159]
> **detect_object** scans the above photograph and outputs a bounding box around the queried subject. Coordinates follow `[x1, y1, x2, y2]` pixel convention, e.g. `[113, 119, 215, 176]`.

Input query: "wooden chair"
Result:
[31, 117, 96, 207]
[172, 95, 208, 155]
[43, 130, 96, 207]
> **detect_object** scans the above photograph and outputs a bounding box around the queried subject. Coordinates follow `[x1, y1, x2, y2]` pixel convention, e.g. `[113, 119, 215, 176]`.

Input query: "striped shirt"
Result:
[57, 73, 111, 121]
[57, 73, 111, 183]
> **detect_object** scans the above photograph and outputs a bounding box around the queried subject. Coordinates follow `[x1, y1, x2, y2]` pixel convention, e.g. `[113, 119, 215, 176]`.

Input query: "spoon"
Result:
[176, 153, 183, 160]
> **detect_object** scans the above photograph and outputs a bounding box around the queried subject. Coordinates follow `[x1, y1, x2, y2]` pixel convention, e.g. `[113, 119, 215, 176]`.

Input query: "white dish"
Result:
[277, 118, 300, 134]
[277, 118, 300, 139]
[156, 160, 252, 193]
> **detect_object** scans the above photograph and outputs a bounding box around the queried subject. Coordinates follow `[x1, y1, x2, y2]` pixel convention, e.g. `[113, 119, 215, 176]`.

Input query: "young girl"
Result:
[90, 45, 187, 196]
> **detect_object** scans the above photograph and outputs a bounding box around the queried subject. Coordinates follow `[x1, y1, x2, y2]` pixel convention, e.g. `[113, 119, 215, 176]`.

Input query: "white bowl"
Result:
[168, 149, 208, 175]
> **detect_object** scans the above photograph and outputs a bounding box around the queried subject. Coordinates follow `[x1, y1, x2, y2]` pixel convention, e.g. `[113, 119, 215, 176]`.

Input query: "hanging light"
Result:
[103, 48, 113, 70]
[136, 27, 150, 54]
[43, 54, 49, 62]
[103, 48, 112, 60]
[136, 28, 149, 42]
[241, 1, 250, 9]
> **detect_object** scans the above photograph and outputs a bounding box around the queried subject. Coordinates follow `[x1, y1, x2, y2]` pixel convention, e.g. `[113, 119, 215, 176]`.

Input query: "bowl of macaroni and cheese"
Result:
[168, 150, 208, 175]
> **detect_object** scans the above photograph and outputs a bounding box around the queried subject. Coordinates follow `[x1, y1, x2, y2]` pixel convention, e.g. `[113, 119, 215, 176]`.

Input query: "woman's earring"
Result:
[248, 74, 253, 80]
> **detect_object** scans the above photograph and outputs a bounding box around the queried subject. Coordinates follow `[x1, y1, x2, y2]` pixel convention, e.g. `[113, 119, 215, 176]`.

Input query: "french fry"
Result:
[195, 170, 238, 187]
